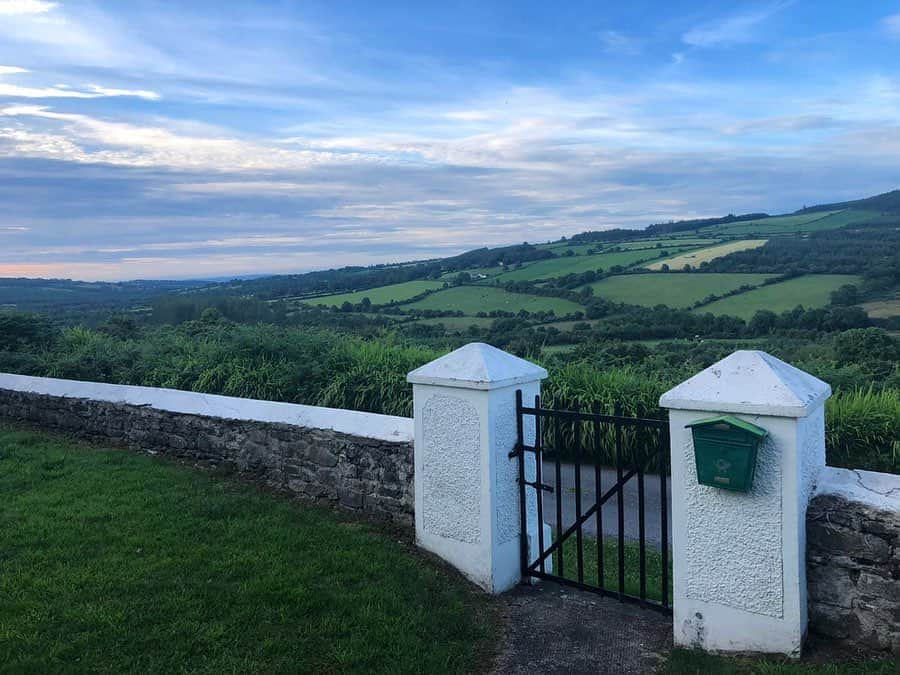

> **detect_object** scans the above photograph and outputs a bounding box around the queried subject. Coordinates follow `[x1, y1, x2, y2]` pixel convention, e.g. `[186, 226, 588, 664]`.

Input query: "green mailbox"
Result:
[686, 415, 767, 492]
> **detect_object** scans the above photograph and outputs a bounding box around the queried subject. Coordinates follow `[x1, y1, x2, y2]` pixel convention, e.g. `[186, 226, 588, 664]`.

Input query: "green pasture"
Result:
[438, 266, 506, 280]
[698, 210, 876, 236]
[410, 316, 497, 331]
[304, 280, 444, 307]
[695, 274, 863, 319]
[584, 273, 775, 308]
[644, 239, 767, 270]
[613, 238, 720, 250]
[403, 286, 584, 316]
[491, 246, 700, 283]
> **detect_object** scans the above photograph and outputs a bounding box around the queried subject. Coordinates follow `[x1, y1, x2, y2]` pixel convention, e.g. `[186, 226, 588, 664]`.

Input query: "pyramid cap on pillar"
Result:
[407, 342, 548, 391]
[659, 350, 831, 417]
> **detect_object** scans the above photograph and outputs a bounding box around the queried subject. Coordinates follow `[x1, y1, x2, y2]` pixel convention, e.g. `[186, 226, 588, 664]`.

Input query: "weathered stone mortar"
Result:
[0, 388, 414, 525]
[807, 468, 900, 654]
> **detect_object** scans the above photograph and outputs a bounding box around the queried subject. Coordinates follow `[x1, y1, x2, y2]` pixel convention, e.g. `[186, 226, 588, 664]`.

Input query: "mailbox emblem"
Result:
[686, 415, 767, 492]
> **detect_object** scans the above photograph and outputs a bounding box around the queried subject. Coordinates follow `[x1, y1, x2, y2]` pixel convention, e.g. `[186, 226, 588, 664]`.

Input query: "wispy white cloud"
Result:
[0, 0, 56, 15]
[0, 79, 160, 100]
[683, 2, 792, 47]
[0, 65, 28, 75]
[884, 14, 900, 38]
[597, 30, 643, 55]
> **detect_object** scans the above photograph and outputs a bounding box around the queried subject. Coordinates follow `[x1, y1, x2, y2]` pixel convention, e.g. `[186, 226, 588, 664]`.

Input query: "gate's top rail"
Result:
[517, 403, 668, 428]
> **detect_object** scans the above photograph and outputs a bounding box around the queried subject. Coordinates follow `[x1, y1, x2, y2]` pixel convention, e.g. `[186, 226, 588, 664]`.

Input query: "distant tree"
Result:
[829, 284, 860, 306]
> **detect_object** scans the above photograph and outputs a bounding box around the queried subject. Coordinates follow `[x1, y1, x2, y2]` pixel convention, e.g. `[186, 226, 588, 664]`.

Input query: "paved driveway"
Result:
[539, 461, 672, 547]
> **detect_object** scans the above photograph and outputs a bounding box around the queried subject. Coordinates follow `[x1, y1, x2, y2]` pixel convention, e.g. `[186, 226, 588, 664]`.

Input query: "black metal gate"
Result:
[514, 390, 671, 613]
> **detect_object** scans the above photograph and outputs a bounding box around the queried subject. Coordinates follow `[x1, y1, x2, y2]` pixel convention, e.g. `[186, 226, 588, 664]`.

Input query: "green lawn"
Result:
[0, 427, 495, 673]
[695, 274, 863, 319]
[403, 285, 585, 316]
[491, 247, 701, 282]
[584, 273, 775, 308]
[663, 649, 897, 674]
[305, 280, 444, 307]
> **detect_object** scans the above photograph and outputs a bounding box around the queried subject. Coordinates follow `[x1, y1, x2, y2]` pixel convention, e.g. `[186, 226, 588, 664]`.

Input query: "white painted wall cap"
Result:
[406, 342, 548, 390]
[816, 466, 900, 514]
[0, 373, 413, 443]
[659, 350, 831, 417]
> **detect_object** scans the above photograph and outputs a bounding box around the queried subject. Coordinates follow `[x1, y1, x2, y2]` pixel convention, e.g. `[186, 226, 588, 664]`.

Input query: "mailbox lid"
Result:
[685, 415, 767, 441]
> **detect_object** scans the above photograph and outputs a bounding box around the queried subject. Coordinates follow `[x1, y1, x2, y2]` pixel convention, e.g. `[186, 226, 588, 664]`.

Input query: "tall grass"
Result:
[4, 324, 897, 474]
[826, 387, 900, 474]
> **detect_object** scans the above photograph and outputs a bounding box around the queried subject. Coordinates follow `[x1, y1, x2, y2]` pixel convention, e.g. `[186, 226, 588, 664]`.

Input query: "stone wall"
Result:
[0, 377, 414, 525]
[807, 466, 900, 654]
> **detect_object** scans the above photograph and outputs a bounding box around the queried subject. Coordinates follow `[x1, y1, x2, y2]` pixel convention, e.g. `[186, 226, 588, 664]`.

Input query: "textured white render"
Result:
[407, 342, 548, 390]
[0, 373, 412, 443]
[421, 395, 481, 543]
[661, 352, 830, 657]
[679, 418, 783, 617]
[409, 343, 546, 593]
[660, 350, 831, 417]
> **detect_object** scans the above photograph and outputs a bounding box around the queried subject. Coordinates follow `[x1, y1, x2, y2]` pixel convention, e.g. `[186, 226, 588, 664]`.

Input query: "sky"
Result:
[0, 1, 899, 281]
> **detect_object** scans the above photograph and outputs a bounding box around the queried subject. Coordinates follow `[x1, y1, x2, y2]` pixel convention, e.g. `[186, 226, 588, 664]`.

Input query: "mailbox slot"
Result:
[686, 415, 767, 492]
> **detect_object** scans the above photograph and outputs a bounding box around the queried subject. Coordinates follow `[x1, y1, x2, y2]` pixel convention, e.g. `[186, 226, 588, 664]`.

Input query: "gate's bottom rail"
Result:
[515, 390, 672, 614]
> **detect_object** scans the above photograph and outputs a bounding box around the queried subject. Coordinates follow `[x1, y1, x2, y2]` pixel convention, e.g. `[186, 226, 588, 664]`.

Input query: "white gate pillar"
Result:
[660, 350, 831, 656]
[407, 342, 547, 593]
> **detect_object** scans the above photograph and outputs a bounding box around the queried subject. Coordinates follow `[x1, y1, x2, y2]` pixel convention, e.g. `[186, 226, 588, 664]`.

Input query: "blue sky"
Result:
[0, 0, 898, 281]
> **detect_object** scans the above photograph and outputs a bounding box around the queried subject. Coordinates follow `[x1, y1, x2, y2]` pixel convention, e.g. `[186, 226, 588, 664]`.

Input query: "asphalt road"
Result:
[539, 461, 672, 548]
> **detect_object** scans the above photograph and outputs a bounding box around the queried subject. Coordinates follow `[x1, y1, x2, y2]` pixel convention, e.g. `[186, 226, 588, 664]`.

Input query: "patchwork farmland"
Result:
[584, 273, 775, 308]
[644, 240, 767, 271]
[403, 286, 585, 316]
[695, 275, 863, 319]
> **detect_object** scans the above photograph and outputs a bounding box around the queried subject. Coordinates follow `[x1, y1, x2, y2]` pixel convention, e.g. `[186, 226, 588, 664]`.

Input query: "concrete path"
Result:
[540, 461, 672, 547]
[491, 580, 672, 674]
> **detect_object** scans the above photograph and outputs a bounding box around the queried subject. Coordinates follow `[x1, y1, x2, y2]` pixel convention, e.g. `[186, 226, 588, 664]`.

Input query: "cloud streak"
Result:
[0, 2, 897, 280]
[683, 2, 793, 47]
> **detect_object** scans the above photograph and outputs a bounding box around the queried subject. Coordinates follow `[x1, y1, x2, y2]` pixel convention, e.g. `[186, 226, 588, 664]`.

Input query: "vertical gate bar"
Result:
[516, 389, 528, 577]
[593, 402, 604, 590]
[534, 394, 546, 574]
[615, 403, 625, 601]
[574, 401, 584, 584]
[660, 425, 670, 609]
[637, 428, 647, 607]
[554, 400, 564, 578]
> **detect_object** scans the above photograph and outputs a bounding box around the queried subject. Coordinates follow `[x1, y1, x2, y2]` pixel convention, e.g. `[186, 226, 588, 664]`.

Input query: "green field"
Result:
[305, 280, 444, 307]
[404, 286, 584, 316]
[695, 274, 862, 319]
[410, 316, 497, 330]
[584, 273, 775, 308]
[699, 210, 877, 236]
[645, 240, 767, 270]
[490, 246, 700, 283]
[613, 238, 720, 250]
[0, 426, 493, 673]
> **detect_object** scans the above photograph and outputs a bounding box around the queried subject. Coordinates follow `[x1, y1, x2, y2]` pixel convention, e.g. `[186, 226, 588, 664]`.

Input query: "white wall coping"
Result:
[815, 465, 900, 514]
[0, 373, 413, 444]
